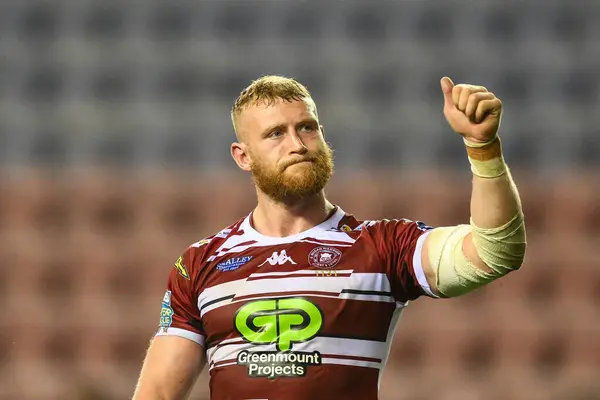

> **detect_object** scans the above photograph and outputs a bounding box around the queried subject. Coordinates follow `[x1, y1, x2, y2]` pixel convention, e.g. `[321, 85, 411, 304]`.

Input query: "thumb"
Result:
[440, 76, 455, 107]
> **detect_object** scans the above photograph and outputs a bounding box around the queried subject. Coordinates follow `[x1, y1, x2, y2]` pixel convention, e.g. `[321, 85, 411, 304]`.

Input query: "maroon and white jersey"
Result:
[156, 206, 438, 400]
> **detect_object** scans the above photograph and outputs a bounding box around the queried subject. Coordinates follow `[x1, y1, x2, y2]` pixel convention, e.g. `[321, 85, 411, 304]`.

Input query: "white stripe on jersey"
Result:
[249, 270, 336, 278]
[412, 230, 441, 298]
[215, 229, 232, 239]
[338, 292, 397, 303]
[155, 327, 206, 346]
[297, 238, 353, 247]
[210, 361, 237, 370]
[378, 303, 405, 389]
[197, 272, 396, 317]
[207, 336, 390, 370]
[210, 357, 381, 372]
[320, 358, 381, 369]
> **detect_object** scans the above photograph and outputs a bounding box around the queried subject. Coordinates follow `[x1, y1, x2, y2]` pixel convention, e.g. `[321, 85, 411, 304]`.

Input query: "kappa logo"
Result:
[258, 250, 297, 267]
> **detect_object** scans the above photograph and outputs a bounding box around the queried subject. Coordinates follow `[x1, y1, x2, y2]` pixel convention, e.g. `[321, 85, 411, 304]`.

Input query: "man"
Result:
[133, 75, 526, 400]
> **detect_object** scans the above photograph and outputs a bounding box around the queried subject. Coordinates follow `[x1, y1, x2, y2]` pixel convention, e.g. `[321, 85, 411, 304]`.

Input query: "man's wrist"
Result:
[463, 134, 499, 149]
[464, 136, 507, 178]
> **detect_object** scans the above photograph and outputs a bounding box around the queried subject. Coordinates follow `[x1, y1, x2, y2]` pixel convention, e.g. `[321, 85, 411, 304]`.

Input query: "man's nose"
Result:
[288, 130, 308, 154]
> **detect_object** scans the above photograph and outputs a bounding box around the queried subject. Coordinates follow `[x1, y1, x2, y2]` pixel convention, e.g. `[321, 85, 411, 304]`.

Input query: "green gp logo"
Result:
[235, 298, 323, 352]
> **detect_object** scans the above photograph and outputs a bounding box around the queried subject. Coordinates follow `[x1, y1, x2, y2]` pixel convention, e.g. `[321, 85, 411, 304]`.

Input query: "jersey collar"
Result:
[241, 206, 346, 244]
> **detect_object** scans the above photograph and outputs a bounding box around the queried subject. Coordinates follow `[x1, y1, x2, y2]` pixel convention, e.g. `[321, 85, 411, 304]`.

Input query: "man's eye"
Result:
[270, 130, 284, 138]
[300, 125, 315, 132]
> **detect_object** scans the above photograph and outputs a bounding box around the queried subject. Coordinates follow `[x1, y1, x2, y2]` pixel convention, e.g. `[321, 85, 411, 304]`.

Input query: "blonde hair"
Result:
[231, 75, 315, 138]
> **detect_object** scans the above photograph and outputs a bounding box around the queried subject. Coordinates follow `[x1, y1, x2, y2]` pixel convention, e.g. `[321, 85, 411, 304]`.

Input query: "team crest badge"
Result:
[308, 246, 342, 269]
[174, 256, 190, 280]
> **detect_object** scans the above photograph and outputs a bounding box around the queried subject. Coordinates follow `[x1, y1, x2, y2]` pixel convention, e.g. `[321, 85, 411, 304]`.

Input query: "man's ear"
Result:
[231, 141, 252, 172]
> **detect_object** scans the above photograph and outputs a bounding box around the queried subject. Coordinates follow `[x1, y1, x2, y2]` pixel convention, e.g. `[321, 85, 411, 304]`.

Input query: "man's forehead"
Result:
[242, 98, 318, 123]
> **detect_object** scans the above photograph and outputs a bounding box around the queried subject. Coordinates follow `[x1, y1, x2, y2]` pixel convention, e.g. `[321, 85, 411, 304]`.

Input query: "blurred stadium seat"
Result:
[4, 170, 600, 399]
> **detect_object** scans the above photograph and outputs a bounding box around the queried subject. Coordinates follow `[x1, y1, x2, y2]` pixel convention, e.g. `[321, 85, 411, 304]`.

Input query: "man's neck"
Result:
[251, 191, 336, 238]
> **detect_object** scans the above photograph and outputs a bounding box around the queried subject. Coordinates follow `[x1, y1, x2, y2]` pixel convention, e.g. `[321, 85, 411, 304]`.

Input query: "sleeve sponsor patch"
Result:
[191, 238, 211, 248]
[159, 290, 174, 332]
[174, 256, 190, 280]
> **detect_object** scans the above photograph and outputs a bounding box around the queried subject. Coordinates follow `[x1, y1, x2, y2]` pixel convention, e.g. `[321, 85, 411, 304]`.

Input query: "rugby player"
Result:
[133, 75, 527, 400]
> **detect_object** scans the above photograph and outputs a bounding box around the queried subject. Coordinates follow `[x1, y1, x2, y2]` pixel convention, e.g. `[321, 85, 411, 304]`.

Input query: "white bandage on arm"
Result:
[426, 211, 526, 298]
[424, 135, 527, 298]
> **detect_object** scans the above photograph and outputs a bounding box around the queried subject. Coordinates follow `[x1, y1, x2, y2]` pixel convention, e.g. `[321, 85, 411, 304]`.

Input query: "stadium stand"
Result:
[1, 1, 599, 399]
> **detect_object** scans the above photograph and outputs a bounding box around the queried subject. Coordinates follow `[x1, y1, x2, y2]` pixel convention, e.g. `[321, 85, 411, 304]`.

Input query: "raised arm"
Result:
[420, 77, 527, 298]
[133, 336, 206, 400]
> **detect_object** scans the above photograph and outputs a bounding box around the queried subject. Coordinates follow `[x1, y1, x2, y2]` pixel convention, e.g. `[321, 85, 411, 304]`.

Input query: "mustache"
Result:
[280, 156, 318, 170]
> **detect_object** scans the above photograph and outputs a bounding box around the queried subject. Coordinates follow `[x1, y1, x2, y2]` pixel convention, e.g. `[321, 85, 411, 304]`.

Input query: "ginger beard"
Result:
[249, 143, 334, 203]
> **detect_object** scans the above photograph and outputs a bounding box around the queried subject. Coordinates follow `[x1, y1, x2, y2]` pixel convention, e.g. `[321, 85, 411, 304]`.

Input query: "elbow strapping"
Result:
[470, 211, 527, 274]
[429, 211, 527, 298]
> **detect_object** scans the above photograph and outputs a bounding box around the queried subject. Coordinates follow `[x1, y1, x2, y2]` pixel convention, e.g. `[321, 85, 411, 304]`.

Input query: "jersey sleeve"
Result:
[368, 219, 439, 302]
[155, 247, 206, 347]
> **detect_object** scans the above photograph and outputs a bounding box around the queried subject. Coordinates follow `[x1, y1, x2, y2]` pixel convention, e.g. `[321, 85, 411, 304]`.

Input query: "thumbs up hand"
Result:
[440, 77, 503, 145]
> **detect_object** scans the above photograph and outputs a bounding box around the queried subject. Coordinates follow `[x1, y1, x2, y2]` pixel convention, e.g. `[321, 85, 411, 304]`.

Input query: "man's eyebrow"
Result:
[296, 118, 318, 126]
[261, 123, 286, 136]
[260, 118, 318, 136]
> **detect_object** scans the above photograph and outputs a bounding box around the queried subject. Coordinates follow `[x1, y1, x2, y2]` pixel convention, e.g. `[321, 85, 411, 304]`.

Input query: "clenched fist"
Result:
[440, 77, 502, 145]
